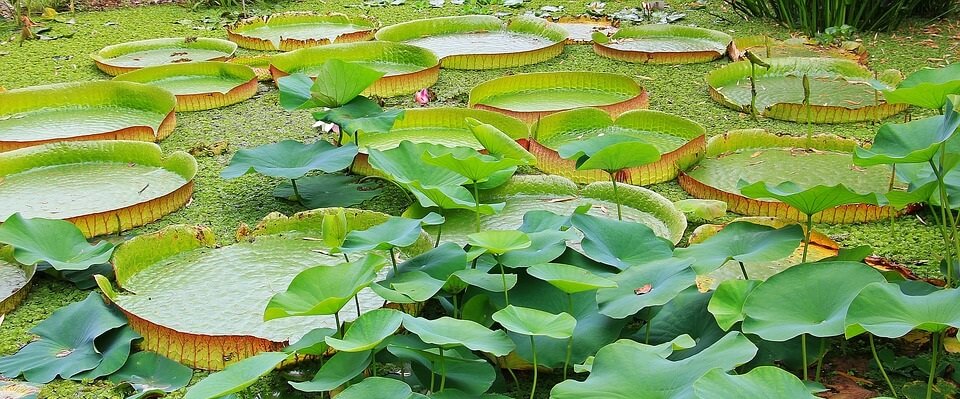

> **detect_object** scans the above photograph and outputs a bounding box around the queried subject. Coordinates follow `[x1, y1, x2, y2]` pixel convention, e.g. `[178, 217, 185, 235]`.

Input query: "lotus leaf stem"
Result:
[803, 73, 812, 148]
[529, 336, 539, 399]
[738, 261, 749, 280]
[497, 256, 510, 305]
[644, 320, 651, 345]
[563, 294, 574, 380]
[354, 296, 361, 317]
[870, 334, 898, 398]
[801, 334, 808, 380]
[291, 178, 304, 206]
[750, 62, 758, 121]
[435, 211, 444, 248]
[474, 183, 482, 233]
[930, 158, 960, 287]
[388, 247, 398, 275]
[801, 214, 814, 263]
[609, 173, 623, 221]
[506, 365, 521, 393]
[815, 338, 827, 382]
[334, 312, 342, 339]
[439, 347, 447, 392]
[927, 332, 940, 399]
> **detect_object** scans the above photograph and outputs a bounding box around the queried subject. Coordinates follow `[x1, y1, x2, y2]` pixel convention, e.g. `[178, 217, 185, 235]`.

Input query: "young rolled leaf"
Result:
[845, 282, 960, 338]
[674, 221, 804, 274]
[263, 254, 386, 320]
[0, 213, 114, 271]
[108, 351, 193, 399]
[221, 140, 357, 180]
[693, 366, 817, 399]
[324, 308, 404, 352]
[401, 315, 516, 355]
[492, 305, 576, 339]
[183, 352, 290, 399]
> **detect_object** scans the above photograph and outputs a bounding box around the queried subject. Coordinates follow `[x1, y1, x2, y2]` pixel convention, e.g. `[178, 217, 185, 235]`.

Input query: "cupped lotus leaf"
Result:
[596, 257, 697, 319]
[693, 366, 817, 399]
[335, 377, 427, 399]
[221, 140, 357, 179]
[108, 351, 193, 399]
[680, 130, 903, 223]
[674, 199, 727, 220]
[492, 305, 576, 339]
[422, 146, 521, 184]
[570, 140, 662, 173]
[465, 117, 536, 165]
[264, 254, 387, 320]
[342, 213, 443, 252]
[527, 263, 617, 293]
[372, 271, 446, 303]
[91, 37, 237, 76]
[386, 336, 496, 395]
[571, 212, 674, 270]
[0, 213, 114, 271]
[469, 71, 649, 123]
[706, 57, 905, 123]
[550, 332, 758, 399]
[227, 12, 378, 51]
[854, 97, 960, 166]
[70, 326, 141, 380]
[325, 308, 404, 352]
[738, 180, 886, 217]
[279, 60, 384, 110]
[0, 81, 177, 152]
[845, 282, 960, 338]
[883, 63, 960, 110]
[594, 24, 732, 64]
[466, 230, 531, 255]
[0, 292, 127, 383]
[674, 221, 804, 274]
[452, 269, 517, 292]
[708, 279, 761, 331]
[0, 141, 197, 237]
[273, 174, 383, 209]
[375, 15, 565, 70]
[269, 42, 439, 97]
[741, 261, 886, 341]
[401, 315, 516, 355]
[183, 352, 290, 399]
[113, 61, 257, 111]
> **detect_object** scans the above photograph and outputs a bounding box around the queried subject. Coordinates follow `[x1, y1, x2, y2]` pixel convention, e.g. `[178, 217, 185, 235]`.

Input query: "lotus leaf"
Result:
[466, 230, 531, 255]
[693, 366, 817, 399]
[70, 326, 141, 380]
[527, 263, 617, 293]
[278, 60, 384, 110]
[738, 180, 886, 218]
[401, 315, 515, 355]
[571, 212, 674, 270]
[282, 327, 337, 356]
[845, 282, 960, 338]
[183, 352, 290, 399]
[273, 174, 382, 209]
[325, 308, 403, 352]
[0, 214, 113, 271]
[221, 140, 357, 179]
[264, 254, 387, 320]
[854, 96, 960, 166]
[498, 230, 576, 268]
[335, 377, 427, 399]
[708, 279, 761, 331]
[674, 221, 804, 275]
[227, 12, 378, 51]
[91, 37, 237, 76]
[423, 146, 521, 186]
[342, 213, 443, 252]
[289, 350, 374, 392]
[596, 257, 696, 319]
[112, 61, 257, 111]
[108, 351, 193, 399]
[493, 305, 576, 339]
[883, 63, 960, 110]
[560, 136, 661, 174]
[465, 117, 536, 165]
[312, 97, 405, 138]
[644, 288, 726, 359]
[452, 269, 517, 292]
[372, 271, 447, 303]
[673, 199, 727, 220]
[386, 336, 497, 395]
[593, 24, 732, 64]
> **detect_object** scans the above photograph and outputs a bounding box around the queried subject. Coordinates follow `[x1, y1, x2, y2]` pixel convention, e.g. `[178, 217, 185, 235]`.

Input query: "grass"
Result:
[0, 0, 959, 397]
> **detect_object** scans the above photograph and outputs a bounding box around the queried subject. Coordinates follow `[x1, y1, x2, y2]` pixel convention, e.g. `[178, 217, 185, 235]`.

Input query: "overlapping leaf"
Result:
[220, 140, 357, 179]
[0, 214, 114, 271]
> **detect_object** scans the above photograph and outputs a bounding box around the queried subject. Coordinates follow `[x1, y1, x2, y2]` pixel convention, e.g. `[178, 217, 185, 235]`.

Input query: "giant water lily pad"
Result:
[530, 108, 704, 185]
[0, 81, 176, 152]
[0, 141, 197, 237]
[91, 37, 238, 76]
[544, 15, 619, 44]
[678, 129, 904, 223]
[731, 35, 868, 65]
[706, 57, 905, 123]
[350, 108, 527, 175]
[375, 15, 566, 70]
[593, 24, 732, 64]
[228, 12, 377, 51]
[405, 174, 686, 245]
[0, 250, 35, 315]
[269, 42, 439, 97]
[469, 72, 648, 123]
[113, 62, 257, 111]
[96, 208, 432, 370]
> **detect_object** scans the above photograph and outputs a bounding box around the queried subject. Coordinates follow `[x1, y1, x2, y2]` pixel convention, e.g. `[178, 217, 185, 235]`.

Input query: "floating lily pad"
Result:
[269, 42, 439, 97]
[530, 108, 704, 185]
[731, 35, 868, 65]
[469, 72, 648, 123]
[0, 250, 35, 315]
[375, 15, 566, 69]
[706, 57, 906, 123]
[113, 62, 257, 111]
[406, 174, 686, 245]
[227, 55, 274, 81]
[96, 209, 432, 370]
[227, 12, 378, 51]
[0, 81, 176, 152]
[91, 37, 238, 76]
[350, 108, 527, 175]
[593, 24, 732, 64]
[0, 141, 196, 237]
[544, 15, 618, 44]
[678, 129, 903, 223]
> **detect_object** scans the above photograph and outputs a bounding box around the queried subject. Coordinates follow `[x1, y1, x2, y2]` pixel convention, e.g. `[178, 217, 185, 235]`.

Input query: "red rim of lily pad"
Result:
[544, 15, 619, 44]
[375, 15, 567, 70]
[592, 24, 733, 64]
[528, 108, 705, 185]
[0, 140, 197, 237]
[468, 71, 649, 123]
[269, 42, 440, 97]
[0, 81, 177, 152]
[91, 37, 238, 76]
[113, 62, 258, 112]
[677, 129, 907, 223]
[97, 208, 432, 370]
[228, 55, 275, 81]
[227, 12, 379, 51]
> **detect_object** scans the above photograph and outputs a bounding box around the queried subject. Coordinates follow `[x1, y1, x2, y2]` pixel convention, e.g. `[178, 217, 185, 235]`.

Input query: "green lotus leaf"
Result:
[184, 352, 290, 399]
[741, 261, 886, 341]
[595, 24, 732, 64]
[109, 351, 193, 398]
[369, 141, 469, 186]
[70, 326, 141, 380]
[693, 366, 817, 399]
[91, 37, 237, 75]
[643, 288, 726, 360]
[883, 63, 960, 110]
[278, 59, 384, 110]
[335, 377, 427, 399]
[465, 117, 536, 165]
[558, 135, 662, 174]
[451, 269, 517, 292]
[708, 279, 762, 331]
[282, 327, 337, 356]
[596, 257, 697, 319]
[342, 213, 441, 253]
[845, 282, 960, 338]
[466, 230, 531, 255]
[221, 140, 357, 180]
[401, 315, 515, 355]
[423, 146, 520, 184]
[325, 308, 404, 352]
[273, 174, 382, 209]
[527, 263, 617, 294]
[738, 180, 886, 217]
[571, 213, 674, 270]
[408, 181, 505, 215]
[0, 213, 114, 271]
[263, 254, 387, 320]
[396, 242, 468, 281]
[492, 305, 576, 339]
[550, 332, 758, 399]
[0, 292, 127, 383]
[372, 271, 446, 303]
[312, 96, 405, 136]
[674, 199, 727, 220]
[386, 335, 496, 395]
[675, 221, 804, 275]
[854, 96, 960, 166]
[499, 230, 576, 268]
